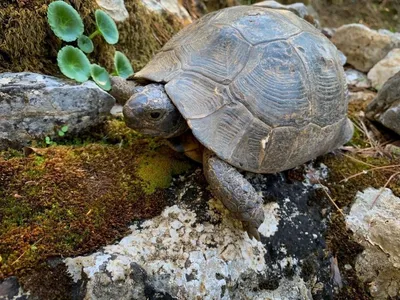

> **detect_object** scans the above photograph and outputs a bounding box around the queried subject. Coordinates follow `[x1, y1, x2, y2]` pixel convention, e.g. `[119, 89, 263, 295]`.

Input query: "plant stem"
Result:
[89, 29, 100, 40]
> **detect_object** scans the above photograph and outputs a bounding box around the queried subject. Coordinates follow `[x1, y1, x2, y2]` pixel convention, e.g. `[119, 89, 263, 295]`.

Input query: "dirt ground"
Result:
[312, 0, 399, 31]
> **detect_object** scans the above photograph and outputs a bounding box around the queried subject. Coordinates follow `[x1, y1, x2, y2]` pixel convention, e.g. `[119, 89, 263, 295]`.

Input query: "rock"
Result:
[345, 69, 371, 88]
[110, 104, 124, 117]
[254, 1, 320, 27]
[346, 188, 400, 299]
[0, 277, 28, 300]
[368, 48, 400, 90]
[65, 165, 336, 300]
[366, 70, 400, 135]
[0, 72, 115, 150]
[348, 91, 376, 103]
[321, 27, 336, 39]
[141, 0, 193, 24]
[378, 29, 400, 44]
[338, 50, 347, 66]
[331, 24, 400, 72]
[384, 144, 400, 156]
[109, 76, 138, 105]
[95, 0, 129, 21]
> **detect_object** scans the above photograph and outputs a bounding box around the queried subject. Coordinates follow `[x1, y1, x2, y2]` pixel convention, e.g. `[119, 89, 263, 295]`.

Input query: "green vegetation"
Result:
[47, 1, 133, 90]
[0, 119, 193, 283]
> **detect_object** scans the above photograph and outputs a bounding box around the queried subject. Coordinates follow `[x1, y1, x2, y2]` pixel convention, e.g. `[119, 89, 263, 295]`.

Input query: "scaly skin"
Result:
[203, 149, 265, 240]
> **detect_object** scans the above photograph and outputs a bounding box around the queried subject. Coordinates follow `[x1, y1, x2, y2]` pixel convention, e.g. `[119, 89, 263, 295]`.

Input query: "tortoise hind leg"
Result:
[203, 149, 264, 240]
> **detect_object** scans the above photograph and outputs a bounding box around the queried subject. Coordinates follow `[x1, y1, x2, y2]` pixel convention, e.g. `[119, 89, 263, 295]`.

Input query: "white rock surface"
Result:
[96, 0, 129, 21]
[348, 91, 376, 103]
[65, 200, 284, 299]
[368, 48, 400, 90]
[332, 24, 400, 72]
[141, 0, 192, 24]
[338, 50, 347, 66]
[346, 188, 400, 299]
[345, 68, 371, 88]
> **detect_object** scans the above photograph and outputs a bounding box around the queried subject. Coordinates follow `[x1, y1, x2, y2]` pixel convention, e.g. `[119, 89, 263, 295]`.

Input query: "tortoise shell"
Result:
[135, 6, 350, 173]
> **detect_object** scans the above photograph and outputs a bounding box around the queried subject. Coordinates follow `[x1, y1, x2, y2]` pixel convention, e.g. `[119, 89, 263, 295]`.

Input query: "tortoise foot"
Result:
[203, 149, 264, 240]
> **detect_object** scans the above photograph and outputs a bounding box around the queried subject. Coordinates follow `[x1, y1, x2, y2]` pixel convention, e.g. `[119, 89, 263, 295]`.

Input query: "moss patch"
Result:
[0, 120, 193, 290]
[318, 150, 399, 298]
[137, 150, 192, 194]
[0, 0, 183, 75]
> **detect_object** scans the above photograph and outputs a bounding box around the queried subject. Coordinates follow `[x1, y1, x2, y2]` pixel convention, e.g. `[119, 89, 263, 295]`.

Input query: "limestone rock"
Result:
[345, 69, 371, 89]
[65, 165, 336, 300]
[366, 70, 400, 135]
[338, 50, 347, 66]
[0, 72, 115, 150]
[141, 0, 192, 24]
[368, 48, 400, 90]
[0, 277, 26, 300]
[348, 91, 376, 103]
[331, 24, 400, 72]
[96, 0, 129, 21]
[254, 1, 320, 27]
[346, 188, 400, 299]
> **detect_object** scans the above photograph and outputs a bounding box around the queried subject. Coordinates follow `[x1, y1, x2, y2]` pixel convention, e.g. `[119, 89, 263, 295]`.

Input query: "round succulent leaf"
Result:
[78, 35, 94, 53]
[47, 1, 84, 42]
[57, 46, 91, 82]
[90, 64, 111, 91]
[114, 51, 134, 79]
[95, 9, 119, 44]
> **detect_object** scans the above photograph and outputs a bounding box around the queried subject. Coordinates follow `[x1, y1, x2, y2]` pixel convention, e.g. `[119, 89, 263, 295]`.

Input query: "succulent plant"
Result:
[114, 51, 134, 79]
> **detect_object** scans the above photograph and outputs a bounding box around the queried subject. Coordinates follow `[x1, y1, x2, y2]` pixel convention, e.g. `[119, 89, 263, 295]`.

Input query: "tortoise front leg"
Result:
[203, 149, 264, 240]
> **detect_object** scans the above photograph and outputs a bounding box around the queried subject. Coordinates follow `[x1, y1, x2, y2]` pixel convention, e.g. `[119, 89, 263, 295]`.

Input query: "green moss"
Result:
[0, 0, 183, 75]
[137, 150, 192, 194]
[0, 137, 195, 286]
[317, 149, 400, 299]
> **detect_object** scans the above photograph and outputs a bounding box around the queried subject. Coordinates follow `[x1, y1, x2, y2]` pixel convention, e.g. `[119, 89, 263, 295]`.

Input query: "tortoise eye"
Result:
[150, 111, 162, 120]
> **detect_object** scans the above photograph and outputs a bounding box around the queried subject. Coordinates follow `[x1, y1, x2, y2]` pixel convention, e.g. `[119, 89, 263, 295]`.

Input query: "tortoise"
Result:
[120, 5, 354, 240]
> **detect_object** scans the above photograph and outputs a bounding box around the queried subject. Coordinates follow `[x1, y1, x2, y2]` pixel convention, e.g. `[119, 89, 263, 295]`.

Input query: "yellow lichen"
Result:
[137, 149, 192, 194]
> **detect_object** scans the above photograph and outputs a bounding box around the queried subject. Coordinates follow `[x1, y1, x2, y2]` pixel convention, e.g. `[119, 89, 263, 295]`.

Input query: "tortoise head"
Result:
[123, 83, 188, 138]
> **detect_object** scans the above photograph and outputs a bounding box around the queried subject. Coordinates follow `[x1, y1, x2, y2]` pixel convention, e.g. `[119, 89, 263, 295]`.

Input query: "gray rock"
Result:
[95, 0, 129, 21]
[348, 91, 376, 103]
[338, 50, 347, 66]
[378, 29, 400, 44]
[367, 48, 400, 90]
[141, 0, 192, 24]
[331, 24, 400, 72]
[346, 188, 400, 299]
[64, 164, 337, 300]
[321, 27, 337, 39]
[366, 70, 400, 135]
[0, 277, 28, 300]
[254, 1, 320, 27]
[345, 69, 371, 88]
[0, 72, 115, 150]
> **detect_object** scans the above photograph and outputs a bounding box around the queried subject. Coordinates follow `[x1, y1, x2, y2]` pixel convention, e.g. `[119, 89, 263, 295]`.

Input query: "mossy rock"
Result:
[0, 0, 184, 75]
[0, 119, 193, 284]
